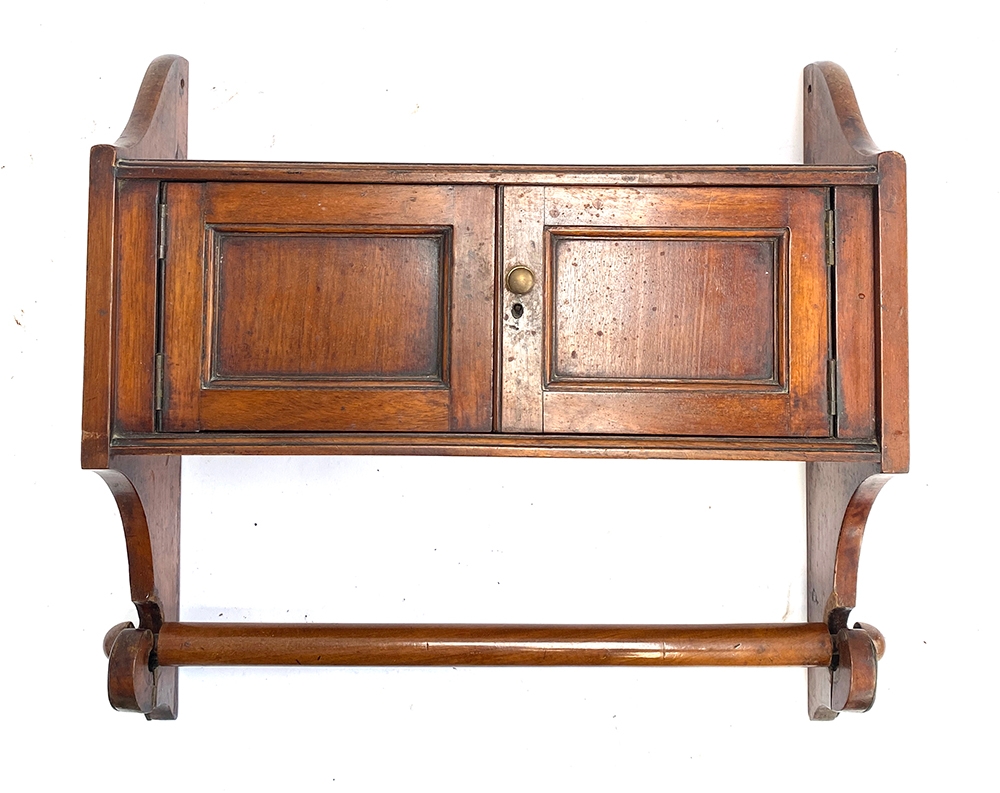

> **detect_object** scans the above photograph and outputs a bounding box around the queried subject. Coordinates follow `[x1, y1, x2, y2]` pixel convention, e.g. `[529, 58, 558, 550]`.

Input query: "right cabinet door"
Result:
[501, 186, 831, 436]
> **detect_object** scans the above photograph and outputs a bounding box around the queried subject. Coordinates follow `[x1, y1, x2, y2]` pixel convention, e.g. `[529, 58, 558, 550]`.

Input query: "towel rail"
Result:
[151, 622, 837, 667]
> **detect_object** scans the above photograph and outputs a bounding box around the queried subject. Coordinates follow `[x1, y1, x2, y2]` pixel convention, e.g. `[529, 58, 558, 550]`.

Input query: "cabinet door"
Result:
[501, 186, 831, 436]
[161, 183, 494, 432]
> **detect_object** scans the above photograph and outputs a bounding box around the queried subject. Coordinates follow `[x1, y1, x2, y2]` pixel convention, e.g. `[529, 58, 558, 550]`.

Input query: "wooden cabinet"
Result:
[135, 181, 865, 440]
[84, 56, 907, 721]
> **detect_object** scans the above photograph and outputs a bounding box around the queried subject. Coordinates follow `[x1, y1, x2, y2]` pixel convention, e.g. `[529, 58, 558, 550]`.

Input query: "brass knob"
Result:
[506, 266, 536, 295]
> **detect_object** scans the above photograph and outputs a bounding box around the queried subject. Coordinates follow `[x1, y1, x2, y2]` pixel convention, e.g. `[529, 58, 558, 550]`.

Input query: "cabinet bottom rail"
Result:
[152, 622, 835, 667]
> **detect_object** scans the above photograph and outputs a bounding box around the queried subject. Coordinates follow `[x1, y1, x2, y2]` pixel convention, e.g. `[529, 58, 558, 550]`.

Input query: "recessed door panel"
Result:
[209, 228, 448, 384]
[549, 230, 783, 385]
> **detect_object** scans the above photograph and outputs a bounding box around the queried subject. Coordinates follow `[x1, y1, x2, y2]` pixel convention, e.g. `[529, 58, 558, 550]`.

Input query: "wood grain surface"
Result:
[831, 187, 877, 439]
[875, 151, 909, 473]
[117, 160, 878, 186]
[549, 233, 778, 382]
[83, 55, 187, 463]
[156, 622, 834, 668]
[210, 230, 447, 381]
[801, 61, 906, 718]
[97, 455, 181, 719]
[161, 183, 494, 433]
[536, 186, 828, 436]
[81, 144, 117, 468]
[113, 431, 881, 460]
[113, 179, 160, 434]
[803, 62, 879, 166]
[113, 55, 188, 160]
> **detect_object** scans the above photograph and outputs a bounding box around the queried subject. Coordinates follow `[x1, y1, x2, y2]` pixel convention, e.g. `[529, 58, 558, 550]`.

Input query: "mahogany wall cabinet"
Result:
[83, 56, 907, 720]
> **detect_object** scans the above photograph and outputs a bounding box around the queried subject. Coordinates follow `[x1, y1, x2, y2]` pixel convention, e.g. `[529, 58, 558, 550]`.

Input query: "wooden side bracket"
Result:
[84, 56, 189, 718]
[802, 61, 906, 719]
[97, 456, 181, 719]
[806, 462, 892, 719]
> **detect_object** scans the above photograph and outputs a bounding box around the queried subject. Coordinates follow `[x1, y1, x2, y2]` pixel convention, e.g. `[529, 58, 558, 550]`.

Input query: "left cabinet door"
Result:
[160, 182, 495, 432]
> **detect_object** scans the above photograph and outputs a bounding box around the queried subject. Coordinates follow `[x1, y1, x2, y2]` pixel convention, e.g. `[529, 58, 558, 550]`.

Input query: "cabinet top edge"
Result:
[115, 160, 879, 186]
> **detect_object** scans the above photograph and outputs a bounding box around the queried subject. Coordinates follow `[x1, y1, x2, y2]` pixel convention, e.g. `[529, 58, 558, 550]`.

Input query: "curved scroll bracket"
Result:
[806, 462, 893, 720]
[96, 456, 181, 719]
[803, 61, 879, 165]
[115, 54, 188, 160]
[825, 474, 892, 633]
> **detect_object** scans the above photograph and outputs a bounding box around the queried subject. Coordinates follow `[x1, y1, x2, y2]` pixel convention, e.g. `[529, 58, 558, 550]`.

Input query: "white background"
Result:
[2, 1, 996, 789]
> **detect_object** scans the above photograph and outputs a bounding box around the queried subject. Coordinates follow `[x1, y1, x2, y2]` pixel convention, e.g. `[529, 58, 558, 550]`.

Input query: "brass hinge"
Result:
[157, 199, 167, 261]
[824, 209, 836, 269]
[827, 358, 838, 416]
[154, 353, 165, 412]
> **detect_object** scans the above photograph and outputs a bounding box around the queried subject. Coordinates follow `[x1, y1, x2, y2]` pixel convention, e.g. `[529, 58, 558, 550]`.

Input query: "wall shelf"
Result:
[84, 56, 907, 720]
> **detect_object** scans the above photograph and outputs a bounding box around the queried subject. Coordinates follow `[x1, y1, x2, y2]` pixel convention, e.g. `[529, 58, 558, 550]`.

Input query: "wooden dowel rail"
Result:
[154, 622, 834, 668]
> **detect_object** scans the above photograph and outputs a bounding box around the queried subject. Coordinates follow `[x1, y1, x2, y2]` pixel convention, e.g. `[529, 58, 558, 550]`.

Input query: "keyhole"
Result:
[511, 303, 524, 319]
